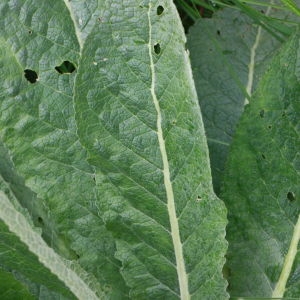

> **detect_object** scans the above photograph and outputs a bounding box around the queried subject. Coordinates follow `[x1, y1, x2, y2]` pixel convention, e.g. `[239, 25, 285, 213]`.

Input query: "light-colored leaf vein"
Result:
[147, 4, 190, 299]
[272, 214, 300, 297]
[0, 191, 100, 300]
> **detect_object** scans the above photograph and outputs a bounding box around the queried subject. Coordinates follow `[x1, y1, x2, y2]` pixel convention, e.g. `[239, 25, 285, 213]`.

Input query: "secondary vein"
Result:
[147, 4, 190, 300]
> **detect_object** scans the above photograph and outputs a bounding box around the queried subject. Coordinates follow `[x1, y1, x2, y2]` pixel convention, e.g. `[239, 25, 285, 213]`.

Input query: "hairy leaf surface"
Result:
[0, 0, 227, 299]
[74, 0, 227, 299]
[221, 29, 300, 298]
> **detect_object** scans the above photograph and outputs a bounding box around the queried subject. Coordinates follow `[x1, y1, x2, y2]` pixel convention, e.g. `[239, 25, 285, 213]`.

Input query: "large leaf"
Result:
[0, 1, 128, 298]
[187, 5, 298, 193]
[0, 0, 227, 299]
[221, 29, 300, 298]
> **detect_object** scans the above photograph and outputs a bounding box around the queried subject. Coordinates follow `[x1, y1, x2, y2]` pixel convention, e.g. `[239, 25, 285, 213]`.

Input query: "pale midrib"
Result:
[244, 2, 273, 105]
[0, 191, 100, 300]
[63, 0, 83, 51]
[147, 5, 190, 300]
[272, 214, 300, 297]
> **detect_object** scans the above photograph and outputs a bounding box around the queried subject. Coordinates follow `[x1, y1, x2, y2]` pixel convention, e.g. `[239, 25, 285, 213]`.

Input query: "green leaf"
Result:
[221, 29, 300, 298]
[0, 171, 99, 299]
[187, 5, 298, 193]
[0, 0, 227, 299]
[0, 0, 128, 297]
[74, 0, 227, 298]
[0, 268, 34, 300]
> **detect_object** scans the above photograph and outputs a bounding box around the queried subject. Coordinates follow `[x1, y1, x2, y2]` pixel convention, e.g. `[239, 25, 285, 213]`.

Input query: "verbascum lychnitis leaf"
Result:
[74, 0, 227, 298]
[0, 0, 227, 299]
[0, 0, 127, 298]
[222, 29, 300, 298]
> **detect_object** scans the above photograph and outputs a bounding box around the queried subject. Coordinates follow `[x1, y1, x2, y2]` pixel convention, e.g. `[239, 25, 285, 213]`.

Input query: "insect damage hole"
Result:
[287, 191, 296, 202]
[157, 5, 164, 15]
[24, 69, 38, 83]
[37, 216, 44, 225]
[259, 110, 265, 118]
[154, 43, 161, 54]
[55, 61, 76, 74]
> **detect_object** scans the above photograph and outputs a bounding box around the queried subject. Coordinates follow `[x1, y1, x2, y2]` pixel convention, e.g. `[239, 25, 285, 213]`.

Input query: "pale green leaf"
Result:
[221, 29, 300, 298]
[0, 0, 227, 299]
[74, 0, 227, 298]
[0, 0, 127, 298]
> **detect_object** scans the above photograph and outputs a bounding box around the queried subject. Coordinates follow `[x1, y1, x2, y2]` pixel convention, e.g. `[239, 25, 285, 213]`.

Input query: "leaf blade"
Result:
[74, 0, 228, 298]
[187, 5, 299, 193]
[221, 29, 300, 298]
[0, 0, 128, 297]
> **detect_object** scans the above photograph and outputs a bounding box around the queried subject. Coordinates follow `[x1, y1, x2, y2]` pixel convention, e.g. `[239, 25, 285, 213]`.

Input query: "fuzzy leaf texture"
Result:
[221, 29, 300, 298]
[0, 0, 227, 299]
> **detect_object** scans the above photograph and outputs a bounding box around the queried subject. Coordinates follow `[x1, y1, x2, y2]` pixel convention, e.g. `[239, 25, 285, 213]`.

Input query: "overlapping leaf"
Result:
[221, 29, 300, 298]
[187, 5, 299, 193]
[0, 0, 227, 299]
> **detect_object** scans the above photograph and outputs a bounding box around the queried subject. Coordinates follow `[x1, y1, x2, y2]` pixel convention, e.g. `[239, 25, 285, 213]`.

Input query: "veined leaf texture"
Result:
[222, 29, 300, 298]
[0, 0, 227, 299]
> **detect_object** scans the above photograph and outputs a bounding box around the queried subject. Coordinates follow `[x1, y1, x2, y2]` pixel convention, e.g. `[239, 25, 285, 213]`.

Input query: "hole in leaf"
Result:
[268, 125, 272, 129]
[55, 61, 76, 74]
[282, 111, 286, 117]
[157, 5, 164, 15]
[217, 30, 221, 36]
[287, 191, 296, 202]
[261, 154, 266, 159]
[24, 69, 38, 83]
[259, 110, 265, 118]
[37, 216, 44, 224]
[196, 196, 202, 202]
[28, 30, 32, 34]
[154, 43, 161, 54]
